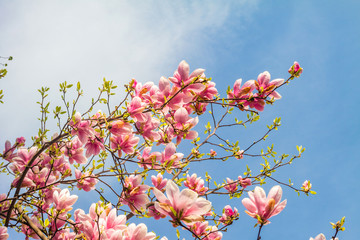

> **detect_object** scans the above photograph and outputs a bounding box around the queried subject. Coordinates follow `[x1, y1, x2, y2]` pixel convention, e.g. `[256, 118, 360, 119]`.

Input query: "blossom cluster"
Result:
[0, 60, 323, 240]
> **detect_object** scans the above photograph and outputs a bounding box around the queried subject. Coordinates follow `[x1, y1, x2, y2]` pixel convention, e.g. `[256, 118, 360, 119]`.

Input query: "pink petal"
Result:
[177, 60, 190, 82]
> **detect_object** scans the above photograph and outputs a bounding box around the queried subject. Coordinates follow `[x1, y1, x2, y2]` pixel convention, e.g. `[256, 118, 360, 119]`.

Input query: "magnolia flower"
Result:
[184, 173, 208, 195]
[219, 205, 239, 226]
[224, 178, 238, 194]
[75, 169, 98, 192]
[169, 60, 206, 93]
[53, 188, 78, 212]
[153, 180, 212, 225]
[120, 175, 149, 213]
[242, 185, 287, 225]
[151, 173, 168, 190]
[70, 112, 95, 144]
[238, 176, 252, 188]
[288, 61, 303, 77]
[255, 71, 284, 100]
[302, 180, 312, 192]
[309, 233, 338, 240]
[0, 226, 9, 240]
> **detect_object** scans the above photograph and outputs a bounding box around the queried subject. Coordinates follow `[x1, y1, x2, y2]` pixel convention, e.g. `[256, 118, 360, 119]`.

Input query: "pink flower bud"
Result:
[288, 61, 303, 77]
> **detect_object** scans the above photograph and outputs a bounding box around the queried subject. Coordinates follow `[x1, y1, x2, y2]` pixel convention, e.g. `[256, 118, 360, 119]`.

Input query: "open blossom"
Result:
[153, 180, 212, 225]
[228, 79, 255, 100]
[151, 173, 168, 190]
[242, 185, 287, 225]
[203, 226, 223, 240]
[63, 137, 87, 164]
[10, 147, 39, 173]
[169, 107, 199, 145]
[147, 205, 166, 220]
[169, 60, 206, 93]
[84, 135, 105, 157]
[120, 175, 149, 213]
[184, 173, 208, 195]
[138, 147, 162, 169]
[75, 202, 127, 240]
[53, 188, 78, 212]
[255, 71, 284, 100]
[135, 113, 160, 141]
[110, 133, 139, 157]
[127, 96, 147, 122]
[75, 169, 98, 192]
[224, 178, 238, 194]
[0, 226, 9, 240]
[309, 233, 338, 240]
[108, 120, 132, 136]
[70, 112, 95, 144]
[122, 223, 156, 240]
[161, 143, 184, 172]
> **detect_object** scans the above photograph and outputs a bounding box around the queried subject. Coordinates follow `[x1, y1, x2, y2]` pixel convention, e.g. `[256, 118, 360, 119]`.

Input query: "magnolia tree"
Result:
[0, 59, 345, 240]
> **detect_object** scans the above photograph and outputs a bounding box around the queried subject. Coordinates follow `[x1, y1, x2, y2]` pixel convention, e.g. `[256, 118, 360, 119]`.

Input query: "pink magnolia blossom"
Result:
[63, 137, 87, 164]
[108, 120, 132, 136]
[70, 112, 95, 144]
[153, 180, 212, 225]
[288, 61, 303, 77]
[255, 71, 284, 100]
[224, 178, 238, 194]
[75, 202, 127, 240]
[238, 176, 252, 188]
[302, 180, 312, 192]
[110, 133, 139, 157]
[52, 229, 76, 240]
[10, 147, 39, 173]
[169, 107, 199, 145]
[127, 96, 147, 122]
[53, 188, 78, 212]
[0, 226, 9, 240]
[84, 135, 105, 157]
[161, 143, 184, 172]
[243, 93, 266, 111]
[203, 226, 223, 240]
[219, 205, 239, 226]
[184, 173, 208, 195]
[42, 153, 71, 178]
[120, 175, 149, 213]
[228, 79, 255, 101]
[151, 173, 168, 190]
[242, 185, 287, 225]
[147, 205, 166, 220]
[133, 80, 154, 99]
[309, 233, 337, 240]
[138, 147, 162, 169]
[122, 223, 156, 240]
[75, 169, 98, 192]
[135, 113, 161, 141]
[0, 194, 12, 217]
[189, 221, 209, 238]
[169, 60, 206, 93]
[12, 166, 56, 189]
[21, 215, 41, 239]
[2, 140, 16, 162]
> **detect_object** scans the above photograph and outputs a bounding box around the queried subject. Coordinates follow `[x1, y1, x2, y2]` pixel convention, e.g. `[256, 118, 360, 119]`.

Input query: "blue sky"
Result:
[0, 1, 359, 239]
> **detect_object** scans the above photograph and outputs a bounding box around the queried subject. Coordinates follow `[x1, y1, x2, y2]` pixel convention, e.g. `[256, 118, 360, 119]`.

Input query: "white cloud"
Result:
[0, 0, 259, 193]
